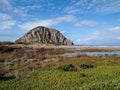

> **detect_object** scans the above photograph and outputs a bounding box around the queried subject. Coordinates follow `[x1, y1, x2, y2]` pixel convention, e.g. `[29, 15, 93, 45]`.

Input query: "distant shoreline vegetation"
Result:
[76, 44, 120, 46]
[1, 41, 120, 46]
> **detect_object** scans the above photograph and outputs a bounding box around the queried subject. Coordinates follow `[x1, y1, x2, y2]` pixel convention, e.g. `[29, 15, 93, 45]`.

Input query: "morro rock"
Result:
[16, 26, 73, 45]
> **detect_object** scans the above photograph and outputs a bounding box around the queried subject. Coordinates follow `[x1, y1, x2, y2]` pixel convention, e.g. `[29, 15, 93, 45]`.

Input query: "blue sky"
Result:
[0, 0, 120, 45]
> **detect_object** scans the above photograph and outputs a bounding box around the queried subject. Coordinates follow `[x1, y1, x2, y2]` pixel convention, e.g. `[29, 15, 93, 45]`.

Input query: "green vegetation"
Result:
[58, 64, 77, 71]
[0, 58, 5, 63]
[0, 46, 14, 53]
[0, 66, 120, 90]
[81, 48, 120, 52]
[0, 55, 120, 90]
[0, 45, 120, 90]
[80, 63, 94, 69]
[15, 42, 30, 45]
[0, 41, 14, 45]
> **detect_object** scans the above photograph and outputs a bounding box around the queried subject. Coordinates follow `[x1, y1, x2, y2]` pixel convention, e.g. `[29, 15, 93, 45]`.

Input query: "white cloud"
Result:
[19, 19, 57, 30]
[65, 5, 80, 14]
[26, 5, 41, 10]
[0, 13, 11, 20]
[13, 5, 41, 17]
[74, 39, 81, 45]
[20, 14, 99, 30]
[0, 0, 11, 7]
[19, 15, 76, 30]
[65, 0, 120, 14]
[0, 13, 16, 30]
[56, 15, 76, 22]
[95, 0, 120, 13]
[0, 0, 28, 17]
[0, 0, 40, 17]
[13, 8, 29, 17]
[68, 9, 80, 14]
[0, 20, 16, 30]
[0, 0, 12, 11]
[81, 26, 120, 45]
[75, 20, 99, 27]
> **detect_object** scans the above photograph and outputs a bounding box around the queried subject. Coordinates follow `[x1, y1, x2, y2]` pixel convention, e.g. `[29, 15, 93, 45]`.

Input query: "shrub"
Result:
[15, 42, 30, 45]
[0, 46, 14, 53]
[0, 41, 14, 45]
[80, 63, 94, 69]
[0, 73, 15, 81]
[0, 73, 4, 80]
[58, 64, 77, 71]
[0, 58, 5, 63]
[0, 69, 6, 80]
[80, 73, 87, 77]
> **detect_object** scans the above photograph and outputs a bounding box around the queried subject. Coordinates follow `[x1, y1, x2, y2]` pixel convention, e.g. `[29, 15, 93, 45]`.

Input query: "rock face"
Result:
[16, 26, 73, 45]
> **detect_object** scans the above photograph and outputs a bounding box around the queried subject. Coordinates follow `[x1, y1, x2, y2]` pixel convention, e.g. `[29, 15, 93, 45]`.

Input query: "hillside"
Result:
[16, 26, 73, 45]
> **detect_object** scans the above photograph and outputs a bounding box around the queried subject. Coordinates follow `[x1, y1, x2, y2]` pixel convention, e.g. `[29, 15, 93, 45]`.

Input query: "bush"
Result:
[0, 58, 5, 63]
[58, 64, 77, 71]
[0, 41, 14, 45]
[0, 46, 14, 53]
[15, 42, 30, 45]
[0, 69, 6, 80]
[0, 73, 4, 80]
[80, 63, 94, 69]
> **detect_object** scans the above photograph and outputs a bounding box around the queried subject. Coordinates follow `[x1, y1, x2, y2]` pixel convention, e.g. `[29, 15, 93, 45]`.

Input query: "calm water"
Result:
[64, 51, 120, 56]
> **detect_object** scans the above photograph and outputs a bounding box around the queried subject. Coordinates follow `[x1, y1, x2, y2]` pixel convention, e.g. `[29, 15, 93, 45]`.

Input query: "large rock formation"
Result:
[16, 26, 73, 45]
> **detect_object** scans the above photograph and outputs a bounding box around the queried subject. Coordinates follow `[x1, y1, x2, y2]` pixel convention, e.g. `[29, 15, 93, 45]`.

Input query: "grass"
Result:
[0, 66, 120, 90]
[0, 55, 120, 90]
[81, 48, 120, 52]
[0, 45, 120, 90]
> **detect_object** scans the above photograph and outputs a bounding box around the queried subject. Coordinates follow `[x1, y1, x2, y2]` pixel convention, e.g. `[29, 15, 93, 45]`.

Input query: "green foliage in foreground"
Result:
[0, 58, 5, 63]
[0, 66, 120, 90]
[80, 63, 94, 69]
[58, 64, 77, 71]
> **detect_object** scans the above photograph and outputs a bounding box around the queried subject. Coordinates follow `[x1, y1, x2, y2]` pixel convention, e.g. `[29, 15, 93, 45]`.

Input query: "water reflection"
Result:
[64, 51, 120, 56]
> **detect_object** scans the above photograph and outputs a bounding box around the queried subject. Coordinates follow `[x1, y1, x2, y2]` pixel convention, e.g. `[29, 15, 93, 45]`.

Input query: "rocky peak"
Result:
[16, 26, 74, 45]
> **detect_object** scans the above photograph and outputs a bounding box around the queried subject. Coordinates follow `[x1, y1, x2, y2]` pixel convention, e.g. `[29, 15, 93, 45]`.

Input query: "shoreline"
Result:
[1, 44, 120, 51]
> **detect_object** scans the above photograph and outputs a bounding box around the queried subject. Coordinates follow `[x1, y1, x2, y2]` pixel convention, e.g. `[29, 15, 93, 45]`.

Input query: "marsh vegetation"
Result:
[0, 44, 120, 90]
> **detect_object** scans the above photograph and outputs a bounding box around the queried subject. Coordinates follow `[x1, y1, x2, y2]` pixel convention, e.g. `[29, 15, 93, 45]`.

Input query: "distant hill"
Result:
[16, 26, 73, 45]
